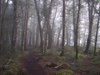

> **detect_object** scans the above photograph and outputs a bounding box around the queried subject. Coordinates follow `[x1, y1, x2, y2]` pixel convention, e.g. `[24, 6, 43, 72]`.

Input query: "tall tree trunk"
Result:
[43, 0, 47, 52]
[73, 0, 76, 54]
[22, 0, 29, 52]
[60, 0, 65, 56]
[73, 0, 81, 59]
[51, 7, 57, 48]
[75, 0, 81, 59]
[84, 1, 94, 54]
[94, 7, 100, 56]
[34, 0, 43, 53]
[12, 0, 18, 52]
[47, 0, 54, 49]
[0, 0, 2, 53]
[0, 0, 9, 53]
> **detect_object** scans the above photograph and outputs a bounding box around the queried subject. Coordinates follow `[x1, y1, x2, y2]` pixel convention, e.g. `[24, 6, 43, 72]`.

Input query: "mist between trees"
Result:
[0, 0, 100, 59]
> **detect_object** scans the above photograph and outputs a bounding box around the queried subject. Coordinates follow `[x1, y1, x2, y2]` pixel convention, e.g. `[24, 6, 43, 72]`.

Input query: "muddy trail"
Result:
[19, 49, 47, 75]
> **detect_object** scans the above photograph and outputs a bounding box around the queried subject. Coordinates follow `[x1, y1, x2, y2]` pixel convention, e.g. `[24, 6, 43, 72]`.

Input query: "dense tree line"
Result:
[0, 0, 100, 59]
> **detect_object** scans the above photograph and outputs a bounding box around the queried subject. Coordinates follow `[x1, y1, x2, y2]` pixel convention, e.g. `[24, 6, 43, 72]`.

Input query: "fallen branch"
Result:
[54, 63, 63, 69]
[0, 59, 12, 71]
[54, 63, 68, 70]
[6, 59, 12, 65]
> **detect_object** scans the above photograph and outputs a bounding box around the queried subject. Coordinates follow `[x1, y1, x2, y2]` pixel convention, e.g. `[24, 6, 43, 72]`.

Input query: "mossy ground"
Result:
[0, 49, 27, 75]
[34, 46, 100, 75]
[53, 69, 74, 75]
[1, 46, 100, 75]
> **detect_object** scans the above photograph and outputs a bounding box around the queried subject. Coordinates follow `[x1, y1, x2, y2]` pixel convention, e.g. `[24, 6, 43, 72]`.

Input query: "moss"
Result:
[55, 56, 66, 63]
[4, 69, 13, 75]
[46, 63, 57, 67]
[76, 58, 83, 63]
[43, 56, 47, 60]
[78, 54, 87, 58]
[91, 60, 100, 66]
[90, 56, 100, 67]
[91, 56, 100, 61]
[65, 63, 71, 67]
[21, 68, 26, 74]
[53, 69, 73, 75]
[35, 53, 41, 57]
[86, 66, 100, 75]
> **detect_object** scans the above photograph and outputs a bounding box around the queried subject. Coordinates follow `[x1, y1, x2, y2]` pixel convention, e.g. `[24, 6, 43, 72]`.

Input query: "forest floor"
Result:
[19, 48, 100, 75]
[19, 48, 47, 75]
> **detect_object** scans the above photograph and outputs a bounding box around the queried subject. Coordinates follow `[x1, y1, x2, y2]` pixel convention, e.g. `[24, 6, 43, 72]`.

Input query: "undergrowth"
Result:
[0, 49, 26, 75]
[53, 69, 74, 75]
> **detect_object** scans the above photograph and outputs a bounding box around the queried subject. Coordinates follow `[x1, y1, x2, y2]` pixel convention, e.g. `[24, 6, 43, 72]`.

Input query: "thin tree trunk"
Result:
[43, 0, 47, 52]
[29, 31, 32, 46]
[60, 0, 65, 56]
[22, 0, 29, 52]
[75, 0, 81, 59]
[73, 0, 76, 53]
[84, 1, 94, 54]
[94, 8, 100, 56]
[35, 26, 39, 48]
[34, 0, 43, 53]
[0, 0, 9, 53]
[94, 17, 99, 56]
[57, 27, 62, 46]
[11, 0, 18, 52]
[73, 0, 81, 59]
[0, 0, 2, 53]
[12, 0, 18, 52]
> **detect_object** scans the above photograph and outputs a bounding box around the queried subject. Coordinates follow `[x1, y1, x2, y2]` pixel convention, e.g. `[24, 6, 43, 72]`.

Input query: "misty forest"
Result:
[0, 0, 100, 75]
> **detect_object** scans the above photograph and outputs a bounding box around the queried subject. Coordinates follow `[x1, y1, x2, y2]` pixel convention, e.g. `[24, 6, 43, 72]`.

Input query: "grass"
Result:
[53, 69, 74, 75]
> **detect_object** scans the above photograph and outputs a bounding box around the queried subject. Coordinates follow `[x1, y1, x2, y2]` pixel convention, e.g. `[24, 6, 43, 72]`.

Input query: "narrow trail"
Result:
[19, 49, 47, 75]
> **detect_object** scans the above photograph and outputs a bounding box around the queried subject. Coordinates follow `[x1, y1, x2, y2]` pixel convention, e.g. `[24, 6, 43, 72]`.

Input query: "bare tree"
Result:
[0, 0, 9, 53]
[94, 6, 100, 56]
[12, 0, 18, 52]
[60, 0, 66, 56]
[34, 0, 43, 53]
[0, 0, 1, 54]
[22, 0, 29, 52]
[84, 0, 95, 54]
[47, 0, 54, 49]
[73, 0, 81, 59]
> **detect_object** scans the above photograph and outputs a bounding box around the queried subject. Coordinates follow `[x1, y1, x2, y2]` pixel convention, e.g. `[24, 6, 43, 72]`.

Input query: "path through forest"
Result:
[19, 49, 47, 75]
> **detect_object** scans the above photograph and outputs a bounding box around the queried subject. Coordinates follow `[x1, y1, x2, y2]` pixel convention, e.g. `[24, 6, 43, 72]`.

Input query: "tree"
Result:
[34, 0, 43, 53]
[0, 0, 9, 53]
[22, 0, 29, 52]
[0, 0, 1, 54]
[84, 0, 95, 54]
[60, 0, 66, 56]
[94, 4, 100, 56]
[47, 0, 54, 49]
[73, 0, 81, 59]
[12, 0, 18, 52]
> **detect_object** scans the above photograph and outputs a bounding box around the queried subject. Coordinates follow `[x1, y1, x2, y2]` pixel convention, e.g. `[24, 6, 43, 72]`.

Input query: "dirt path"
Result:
[19, 49, 47, 75]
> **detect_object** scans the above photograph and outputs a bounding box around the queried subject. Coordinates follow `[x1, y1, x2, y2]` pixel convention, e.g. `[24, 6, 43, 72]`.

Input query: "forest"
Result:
[0, 0, 100, 75]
